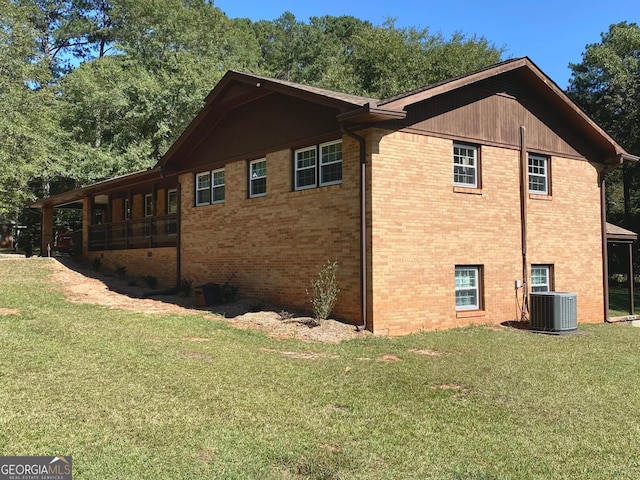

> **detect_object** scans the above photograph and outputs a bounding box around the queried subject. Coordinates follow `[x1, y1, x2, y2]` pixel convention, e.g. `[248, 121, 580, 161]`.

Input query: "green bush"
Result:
[308, 261, 339, 321]
[91, 257, 102, 272]
[141, 275, 158, 289]
[180, 278, 193, 297]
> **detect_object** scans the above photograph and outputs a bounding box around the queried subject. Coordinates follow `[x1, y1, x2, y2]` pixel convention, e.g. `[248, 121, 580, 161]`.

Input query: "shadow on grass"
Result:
[51, 255, 285, 318]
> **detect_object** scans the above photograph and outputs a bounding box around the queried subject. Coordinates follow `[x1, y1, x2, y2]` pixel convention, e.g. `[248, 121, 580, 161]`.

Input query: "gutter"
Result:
[601, 157, 625, 323]
[340, 123, 368, 332]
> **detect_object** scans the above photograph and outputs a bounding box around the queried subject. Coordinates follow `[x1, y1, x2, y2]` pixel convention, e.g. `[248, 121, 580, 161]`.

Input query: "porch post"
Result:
[629, 242, 635, 315]
[82, 196, 92, 254]
[41, 205, 54, 256]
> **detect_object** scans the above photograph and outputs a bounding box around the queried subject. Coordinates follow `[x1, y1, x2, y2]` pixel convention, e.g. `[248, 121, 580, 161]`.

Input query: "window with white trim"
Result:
[294, 140, 342, 191]
[295, 146, 317, 190]
[167, 189, 178, 214]
[531, 265, 552, 292]
[455, 266, 482, 310]
[212, 169, 225, 203]
[144, 193, 153, 217]
[453, 143, 478, 188]
[528, 154, 549, 194]
[195, 172, 211, 206]
[320, 140, 342, 186]
[250, 159, 266, 197]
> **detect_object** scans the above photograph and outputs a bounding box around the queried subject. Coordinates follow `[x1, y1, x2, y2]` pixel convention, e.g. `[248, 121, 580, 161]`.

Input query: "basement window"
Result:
[528, 154, 549, 195]
[531, 265, 553, 292]
[455, 265, 483, 311]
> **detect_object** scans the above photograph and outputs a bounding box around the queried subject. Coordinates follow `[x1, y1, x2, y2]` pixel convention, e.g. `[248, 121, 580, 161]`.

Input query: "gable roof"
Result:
[379, 57, 637, 162]
[158, 59, 637, 174]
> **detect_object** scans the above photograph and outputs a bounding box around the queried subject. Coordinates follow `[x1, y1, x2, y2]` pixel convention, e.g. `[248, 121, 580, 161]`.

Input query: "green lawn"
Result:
[609, 285, 640, 317]
[2, 259, 640, 479]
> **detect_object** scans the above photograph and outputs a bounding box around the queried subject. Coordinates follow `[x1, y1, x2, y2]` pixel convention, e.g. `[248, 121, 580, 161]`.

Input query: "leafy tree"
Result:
[568, 22, 640, 221]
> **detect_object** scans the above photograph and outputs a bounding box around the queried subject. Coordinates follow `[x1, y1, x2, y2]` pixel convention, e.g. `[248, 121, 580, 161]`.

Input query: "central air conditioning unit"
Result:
[529, 292, 577, 334]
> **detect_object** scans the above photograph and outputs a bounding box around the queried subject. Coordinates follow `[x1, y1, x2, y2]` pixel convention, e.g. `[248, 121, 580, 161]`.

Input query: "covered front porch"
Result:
[31, 168, 180, 286]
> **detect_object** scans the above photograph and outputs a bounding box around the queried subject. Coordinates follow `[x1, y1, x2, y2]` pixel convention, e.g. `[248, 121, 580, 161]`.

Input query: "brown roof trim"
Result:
[606, 222, 638, 242]
[159, 71, 378, 171]
[30, 168, 163, 209]
[380, 57, 632, 159]
[336, 102, 406, 123]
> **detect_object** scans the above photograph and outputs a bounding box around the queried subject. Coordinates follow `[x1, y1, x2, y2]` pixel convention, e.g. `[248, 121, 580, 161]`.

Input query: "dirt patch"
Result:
[408, 348, 443, 356]
[47, 258, 368, 343]
[259, 348, 339, 360]
[182, 351, 213, 361]
[376, 354, 402, 362]
[0, 308, 20, 315]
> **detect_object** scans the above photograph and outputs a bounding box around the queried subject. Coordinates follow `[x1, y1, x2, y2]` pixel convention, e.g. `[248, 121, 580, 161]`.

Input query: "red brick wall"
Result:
[368, 129, 604, 335]
[179, 136, 362, 322]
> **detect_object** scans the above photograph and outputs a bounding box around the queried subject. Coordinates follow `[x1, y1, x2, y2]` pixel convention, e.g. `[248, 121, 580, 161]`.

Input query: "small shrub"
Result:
[180, 278, 193, 297]
[17, 233, 33, 258]
[278, 310, 295, 321]
[91, 257, 102, 272]
[115, 265, 127, 277]
[141, 275, 158, 289]
[220, 283, 239, 304]
[308, 261, 340, 321]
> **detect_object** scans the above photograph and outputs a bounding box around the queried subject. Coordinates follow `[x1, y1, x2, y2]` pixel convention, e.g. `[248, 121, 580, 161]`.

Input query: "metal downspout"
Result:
[519, 126, 529, 319]
[341, 124, 368, 331]
[601, 158, 624, 322]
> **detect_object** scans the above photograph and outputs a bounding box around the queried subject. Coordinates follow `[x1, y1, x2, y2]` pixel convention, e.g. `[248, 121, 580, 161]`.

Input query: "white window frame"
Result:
[195, 172, 211, 206]
[528, 154, 549, 195]
[167, 189, 178, 214]
[144, 193, 154, 217]
[455, 266, 481, 311]
[453, 143, 478, 188]
[319, 140, 343, 187]
[531, 265, 552, 292]
[249, 158, 267, 198]
[295, 146, 317, 191]
[212, 168, 225, 203]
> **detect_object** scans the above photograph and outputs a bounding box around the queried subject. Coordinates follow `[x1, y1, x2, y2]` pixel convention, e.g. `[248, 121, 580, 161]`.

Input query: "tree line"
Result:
[0, 1, 638, 242]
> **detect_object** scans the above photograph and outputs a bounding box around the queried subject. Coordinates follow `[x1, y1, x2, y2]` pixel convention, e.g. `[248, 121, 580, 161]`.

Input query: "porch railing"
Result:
[88, 214, 177, 251]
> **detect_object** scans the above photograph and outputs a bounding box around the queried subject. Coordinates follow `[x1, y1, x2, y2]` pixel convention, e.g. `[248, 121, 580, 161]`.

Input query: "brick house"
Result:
[32, 57, 638, 335]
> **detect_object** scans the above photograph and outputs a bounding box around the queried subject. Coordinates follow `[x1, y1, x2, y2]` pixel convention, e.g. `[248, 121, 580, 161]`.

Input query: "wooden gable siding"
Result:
[402, 75, 601, 161]
[183, 92, 342, 172]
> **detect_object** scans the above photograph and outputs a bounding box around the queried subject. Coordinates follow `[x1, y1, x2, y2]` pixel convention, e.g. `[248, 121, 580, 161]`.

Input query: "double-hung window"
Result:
[528, 154, 549, 195]
[320, 140, 342, 186]
[531, 265, 552, 292]
[144, 193, 153, 238]
[196, 172, 211, 206]
[455, 266, 482, 311]
[212, 169, 225, 203]
[250, 159, 267, 198]
[167, 189, 178, 214]
[295, 146, 316, 190]
[294, 140, 342, 191]
[453, 143, 478, 188]
[195, 169, 225, 205]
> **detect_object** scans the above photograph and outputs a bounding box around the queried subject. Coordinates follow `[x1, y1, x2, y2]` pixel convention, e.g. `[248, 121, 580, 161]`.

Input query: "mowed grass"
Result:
[609, 285, 640, 317]
[1, 259, 640, 479]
